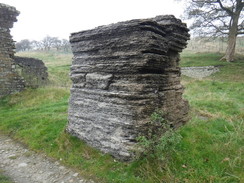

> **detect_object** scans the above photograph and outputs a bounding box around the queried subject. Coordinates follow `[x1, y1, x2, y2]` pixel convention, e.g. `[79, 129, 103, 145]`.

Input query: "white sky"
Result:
[1, 0, 186, 41]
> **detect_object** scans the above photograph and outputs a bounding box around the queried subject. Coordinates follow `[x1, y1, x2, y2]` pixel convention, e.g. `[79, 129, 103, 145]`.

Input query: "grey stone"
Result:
[18, 162, 28, 167]
[67, 15, 190, 161]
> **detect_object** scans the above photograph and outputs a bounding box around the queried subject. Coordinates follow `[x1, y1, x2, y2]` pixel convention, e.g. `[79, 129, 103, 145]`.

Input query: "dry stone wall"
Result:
[14, 56, 48, 88]
[67, 15, 190, 161]
[181, 66, 219, 79]
[0, 3, 25, 97]
[0, 3, 48, 97]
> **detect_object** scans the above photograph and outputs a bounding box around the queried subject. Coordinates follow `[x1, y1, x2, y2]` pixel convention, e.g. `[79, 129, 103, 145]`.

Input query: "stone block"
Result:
[67, 15, 190, 161]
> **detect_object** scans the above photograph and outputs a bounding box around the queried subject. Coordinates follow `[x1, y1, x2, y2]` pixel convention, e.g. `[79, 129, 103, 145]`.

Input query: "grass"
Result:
[170, 81, 244, 182]
[180, 51, 244, 82]
[16, 51, 72, 87]
[0, 170, 12, 183]
[0, 50, 243, 182]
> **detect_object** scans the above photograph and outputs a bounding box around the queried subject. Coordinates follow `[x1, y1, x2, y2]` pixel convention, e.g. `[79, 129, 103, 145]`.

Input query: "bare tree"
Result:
[52, 37, 62, 51]
[31, 40, 44, 50]
[183, 0, 244, 62]
[61, 39, 71, 52]
[41, 36, 58, 51]
[16, 36, 70, 52]
[15, 39, 32, 52]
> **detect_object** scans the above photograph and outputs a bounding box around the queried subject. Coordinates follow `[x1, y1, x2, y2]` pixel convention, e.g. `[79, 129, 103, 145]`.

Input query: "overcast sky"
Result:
[1, 0, 186, 41]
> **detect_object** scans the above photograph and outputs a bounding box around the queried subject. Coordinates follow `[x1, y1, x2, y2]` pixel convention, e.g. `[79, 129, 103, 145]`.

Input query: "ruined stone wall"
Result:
[0, 3, 48, 97]
[181, 66, 219, 79]
[14, 56, 48, 88]
[67, 15, 190, 161]
[0, 3, 25, 97]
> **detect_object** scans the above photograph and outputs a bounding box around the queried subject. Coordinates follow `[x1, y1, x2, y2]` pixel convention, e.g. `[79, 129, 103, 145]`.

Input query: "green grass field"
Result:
[0, 51, 243, 182]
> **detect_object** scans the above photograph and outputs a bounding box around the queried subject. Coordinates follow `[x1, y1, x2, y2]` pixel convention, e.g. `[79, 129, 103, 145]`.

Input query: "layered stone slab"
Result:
[67, 15, 190, 161]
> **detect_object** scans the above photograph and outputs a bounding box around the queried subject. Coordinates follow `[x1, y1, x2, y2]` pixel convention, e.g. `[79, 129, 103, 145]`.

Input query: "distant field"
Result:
[0, 51, 243, 183]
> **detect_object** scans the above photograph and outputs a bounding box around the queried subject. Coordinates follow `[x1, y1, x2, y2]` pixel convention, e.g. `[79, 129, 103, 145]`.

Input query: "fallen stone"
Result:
[181, 66, 219, 79]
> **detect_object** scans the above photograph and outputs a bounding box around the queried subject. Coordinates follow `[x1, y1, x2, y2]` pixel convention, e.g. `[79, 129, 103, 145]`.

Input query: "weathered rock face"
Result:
[0, 3, 48, 97]
[67, 15, 190, 161]
[14, 56, 48, 88]
[0, 3, 25, 97]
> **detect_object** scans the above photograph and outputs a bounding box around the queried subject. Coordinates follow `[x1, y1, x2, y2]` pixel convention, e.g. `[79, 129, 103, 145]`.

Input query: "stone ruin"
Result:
[67, 15, 190, 161]
[181, 66, 219, 79]
[0, 3, 24, 97]
[0, 3, 48, 98]
[14, 56, 48, 88]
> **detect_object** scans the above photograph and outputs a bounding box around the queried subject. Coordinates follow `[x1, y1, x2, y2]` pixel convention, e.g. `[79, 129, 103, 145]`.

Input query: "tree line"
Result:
[15, 36, 71, 52]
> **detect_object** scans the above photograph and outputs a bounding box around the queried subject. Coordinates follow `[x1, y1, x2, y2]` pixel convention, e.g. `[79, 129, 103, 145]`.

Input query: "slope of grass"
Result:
[0, 51, 243, 182]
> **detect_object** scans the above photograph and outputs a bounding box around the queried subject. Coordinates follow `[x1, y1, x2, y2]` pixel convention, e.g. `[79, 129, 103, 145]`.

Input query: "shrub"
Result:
[136, 111, 182, 161]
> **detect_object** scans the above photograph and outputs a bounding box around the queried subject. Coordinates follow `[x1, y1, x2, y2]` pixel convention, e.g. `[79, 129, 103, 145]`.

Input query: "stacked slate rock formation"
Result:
[0, 3, 25, 97]
[67, 15, 190, 161]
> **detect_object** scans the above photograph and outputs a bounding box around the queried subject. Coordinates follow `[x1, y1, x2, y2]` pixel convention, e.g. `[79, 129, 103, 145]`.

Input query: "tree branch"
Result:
[216, 0, 234, 16]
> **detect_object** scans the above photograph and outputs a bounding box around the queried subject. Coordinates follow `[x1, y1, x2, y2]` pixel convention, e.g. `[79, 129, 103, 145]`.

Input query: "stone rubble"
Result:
[67, 15, 190, 161]
[181, 66, 220, 79]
